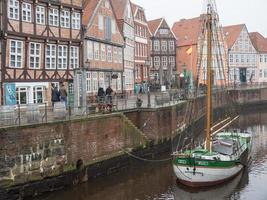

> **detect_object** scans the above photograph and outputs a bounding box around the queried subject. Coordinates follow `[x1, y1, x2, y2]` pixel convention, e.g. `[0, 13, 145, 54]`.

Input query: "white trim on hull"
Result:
[173, 164, 243, 187]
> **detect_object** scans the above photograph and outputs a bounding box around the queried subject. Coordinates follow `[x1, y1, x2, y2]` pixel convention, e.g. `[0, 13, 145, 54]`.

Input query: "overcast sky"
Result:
[131, 0, 267, 37]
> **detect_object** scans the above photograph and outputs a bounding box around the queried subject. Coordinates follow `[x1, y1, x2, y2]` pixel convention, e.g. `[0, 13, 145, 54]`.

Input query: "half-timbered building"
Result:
[148, 18, 176, 88]
[83, 0, 124, 95]
[0, 0, 83, 105]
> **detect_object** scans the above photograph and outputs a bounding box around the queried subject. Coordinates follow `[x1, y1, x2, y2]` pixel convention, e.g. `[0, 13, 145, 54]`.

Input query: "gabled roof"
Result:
[249, 32, 267, 53]
[130, 2, 138, 15]
[110, 0, 127, 20]
[147, 18, 163, 36]
[82, 0, 101, 25]
[172, 15, 204, 47]
[223, 24, 245, 49]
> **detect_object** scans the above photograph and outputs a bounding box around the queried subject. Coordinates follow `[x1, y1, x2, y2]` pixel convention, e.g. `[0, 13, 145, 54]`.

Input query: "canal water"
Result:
[33, 109, 267, 200]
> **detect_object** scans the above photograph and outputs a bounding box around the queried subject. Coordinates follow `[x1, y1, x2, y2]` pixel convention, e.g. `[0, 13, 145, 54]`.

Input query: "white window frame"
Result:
[169, 56, 175, 67]
[10, 40, 23, 68]
[107, 46, 112, 62]
[33, 86, 44, 104]
[169, 40, 175, 51]
[72, 12, 80, 29]
[16, 87, 28, 105]
[101, 44, 106, 61]
[111, 19, 116, 34]
[162, 56, 167, 67]
[60, 10, 70, 28]
[154, 56, 160, 67]
[98, 15, 103, 30]
[113, 47, 117, 63]
[46, 44, 57, 69]
[70, 46, 79, 69]
[161, 40, 167, 52]
[92, 72, 98, 92]
[118, 48, 122, 64]
[154, 40, 160, 51]
[99, 72, 105, 89]
[36, 5, 45, 25]
[22, 2, 32, 22]
[58, 45, 68, 69]
[87, 41, 93, 60]
[49, 8, 59, 26]
[29, 42, 41, 69]
[86, 72, 92, 93]
[94, 42, 99, 61]
[8, 0, 19, 20]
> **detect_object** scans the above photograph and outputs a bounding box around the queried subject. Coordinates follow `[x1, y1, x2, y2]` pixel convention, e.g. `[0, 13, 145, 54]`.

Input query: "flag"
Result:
[186, 46, 193, 55]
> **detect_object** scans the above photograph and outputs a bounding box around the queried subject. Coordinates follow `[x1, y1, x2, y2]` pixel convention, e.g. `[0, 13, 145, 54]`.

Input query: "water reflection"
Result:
[33, 109, 267, 200]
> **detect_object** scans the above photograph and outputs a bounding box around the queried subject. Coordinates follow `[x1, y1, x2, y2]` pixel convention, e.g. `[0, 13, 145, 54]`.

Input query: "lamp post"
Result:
[145, 59, 151, 107]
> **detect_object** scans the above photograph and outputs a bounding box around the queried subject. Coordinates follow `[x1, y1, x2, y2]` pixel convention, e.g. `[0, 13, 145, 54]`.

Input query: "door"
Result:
[239, 68, 247, 83]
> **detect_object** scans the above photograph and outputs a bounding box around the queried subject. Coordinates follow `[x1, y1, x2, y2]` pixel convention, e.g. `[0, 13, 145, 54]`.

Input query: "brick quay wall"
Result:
[1, 87, 267, 199]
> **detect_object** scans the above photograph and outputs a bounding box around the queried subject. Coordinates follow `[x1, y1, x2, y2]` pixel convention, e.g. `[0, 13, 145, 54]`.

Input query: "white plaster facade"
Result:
[228, 27, 257, 84]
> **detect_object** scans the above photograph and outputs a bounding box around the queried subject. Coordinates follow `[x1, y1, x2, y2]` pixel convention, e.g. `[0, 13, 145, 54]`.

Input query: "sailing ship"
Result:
[172, 1, 252, 187]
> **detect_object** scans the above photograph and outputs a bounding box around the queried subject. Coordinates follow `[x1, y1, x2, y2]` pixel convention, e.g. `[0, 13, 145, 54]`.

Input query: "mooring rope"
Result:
[119, 147, 172, 162]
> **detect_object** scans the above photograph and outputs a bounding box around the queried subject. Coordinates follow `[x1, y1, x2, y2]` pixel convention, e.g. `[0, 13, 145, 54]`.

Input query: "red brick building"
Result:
[83, 0, 124, 95]
[131, 2, 151, 93]
[0, 0, 83, 105]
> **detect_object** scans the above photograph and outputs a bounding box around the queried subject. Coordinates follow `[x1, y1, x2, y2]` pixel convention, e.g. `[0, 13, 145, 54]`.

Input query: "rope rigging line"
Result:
[119, 147, 172, 163]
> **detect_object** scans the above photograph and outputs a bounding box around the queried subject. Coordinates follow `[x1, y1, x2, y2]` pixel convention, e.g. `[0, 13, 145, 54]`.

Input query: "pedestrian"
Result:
[59, 83, 68, 108]
[105, 86, 113, 111]
[51, 83, 60, 110]
[97, 87, 105, 112]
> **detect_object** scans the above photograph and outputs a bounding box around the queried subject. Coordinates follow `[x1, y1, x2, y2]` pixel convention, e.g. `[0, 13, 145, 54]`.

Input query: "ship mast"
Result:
[205, 3, 213, 151]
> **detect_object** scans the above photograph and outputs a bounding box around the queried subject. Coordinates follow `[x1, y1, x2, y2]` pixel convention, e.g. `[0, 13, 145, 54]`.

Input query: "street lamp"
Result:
[145, 58, 151, 107]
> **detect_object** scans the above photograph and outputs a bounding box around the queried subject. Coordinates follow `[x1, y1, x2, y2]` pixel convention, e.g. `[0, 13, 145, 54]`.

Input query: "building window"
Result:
[113, 47, 117, 63]
[260, 55, 263, 63]
[259, 69, 263, 78]
[162, 56, 167, 67]
[101, 44, 106, 61]
[8, 0, 19, 20]
[10, 40, 22, 68]
[264, 69, 267, 78]
[22, 2, 31, 22]
[58, 45, 68, 69]
[265, 55, 267, 63]
[235, 54, 239, 63]
[118, 48, 122, 63]
[169, 56, 175, 67]
[87, 41, 93, 61]
[154, 56, 160, 67]
[49, 8, 59, 26]
[99, 72, 105, 89]
[29, 42, 41, 69]
[61, 10, 70, 28]
[86, 72, 92, 92]
[36, 6, 45, 25]
[154, 40, 160, 51]
[94, 42, 99, 60]
[229, 54, 233, 63]
[105, 17, 112, 41]
[107, 46, 112, 62]
[111, 19, 116, 34]
[16, 87, 28, 105]
[98, 15, 103, 30]
[92, 72, 98, 92]
[161, 40, 167, 51]
[72, 12, 80, 29]
[46, 44, 56, 69]
[70, 46, 79, 69]
[169, 41, 175, 51]
[33, 86, 44, 104]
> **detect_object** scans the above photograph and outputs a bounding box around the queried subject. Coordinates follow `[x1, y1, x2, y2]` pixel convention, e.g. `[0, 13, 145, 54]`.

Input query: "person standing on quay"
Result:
[51, 83, 60, 109]
[59, 83, 68, 108]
